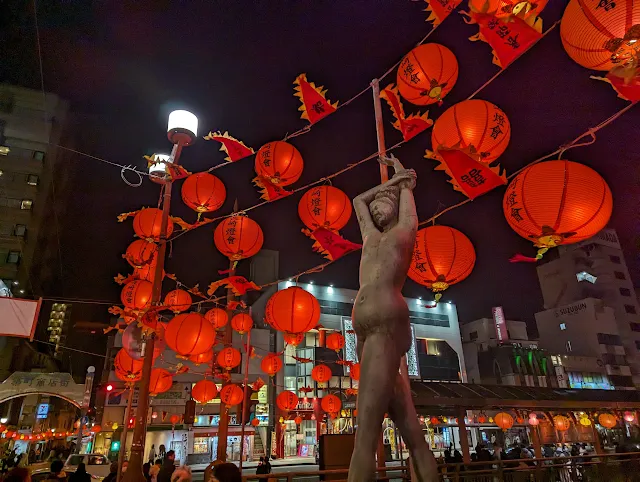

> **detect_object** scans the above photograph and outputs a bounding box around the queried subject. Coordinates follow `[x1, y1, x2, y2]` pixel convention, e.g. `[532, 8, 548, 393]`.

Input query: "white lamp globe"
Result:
[167, 110, 198, 146]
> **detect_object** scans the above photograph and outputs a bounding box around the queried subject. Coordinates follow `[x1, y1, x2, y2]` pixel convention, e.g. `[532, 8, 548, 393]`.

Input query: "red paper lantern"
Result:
[181, 172, 226, 214]
[598, 413, 617, 429]
[294, 416, 303, 425]
[326, 333, 345, 352]
[214, 215, 264, 261]
[265, 286, 320, 334]
[124, 240, 157, 268]
[255, 141, 304, 186]
[408, 226, 476, 301]
[164, 289, 192, 313]
[261, 353, 283, 377]
[283, 332, 305, 346]
[350, 363, 361, 381]
[231, 313, 253, 334]
[251, 418, 260, 427]
[205, 308, 229, 329]
[321, 394, 341, 414]
[478, 415, 487, 423]
[90, 425, 101, 434]
[432, 100, 511, 163]
[560, 0, 640, 71]
[494, 412, 514, 431]
[165, 313, 216, 357]
[276, 391, 299, 412]
[397, 44, 459, 105]
[528, 415, 539, 426]
[503, 160, 613, 254]
[217, 347, 242, 371]
[169, 414, 181, 426]
[114, 349, 144, 382]
[624, 411, 635, 423]
[430, 417, 440, 425]
[311, 364, 332, 384]
[189, 351, 213, 366]
[133, 208, 174, 241]
[121, 280, 153, 310]
[554, 415, 571, 431]
[149, 368, 173, 396]
[219, 384, 243, 406]
[191, 379, 219, 404]
[298, 186, 352, 231]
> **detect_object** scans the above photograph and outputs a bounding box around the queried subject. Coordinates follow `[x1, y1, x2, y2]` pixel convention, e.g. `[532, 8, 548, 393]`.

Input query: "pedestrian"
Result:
[170, 466, 191, 482]
[45, 460, 67, 482]
[149, 459, 162, 482]
[157, 450, 176, 482]
[148, 445, 157, 464]
[69, 463, 91, 482]
[143, 462, 151, 482]
[4, 467, 31, 482]
[263, 456, 271, 473]
[211, 463, 241, 482]
[102, 462, 118, 482]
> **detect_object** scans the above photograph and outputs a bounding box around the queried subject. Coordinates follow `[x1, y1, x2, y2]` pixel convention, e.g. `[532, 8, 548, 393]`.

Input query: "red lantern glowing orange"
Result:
[121, 280, 153, 310]
[217, 347, 242, 371]
[214, 215, 264, 262]
[397, 44, 459, 105]
[624, 411, 635, 423]
[284, 332, 305, 346]
[276, 391, 299, 412]
[503, 160, 613, 258]
[265, 286, 320, 334]
[432, 100, 511, 163]
[90, 424, 101, 434]
[554, 415, 571, 431]
[350, 363, 361, 381]
[170, 414, 181, 426]
[408, 226, 476, 302]
[124, 240, 157, 268]
[294, 416, 303, 425]
[598, 413, 617, 429]
[494, 412, 514, 431]
[251, 418, 260, 427]
[311, 364, 332, 384]
[321, 394, 341, 414]
[528, 415, 540, 426]
[219, 384, 243, 406]
[261, 353, 283, 377]
[165, 313, 216, 357]
[189, 350, 213, 366]
[191, 379, 218, 404]
[560, 0, 640, 71]
[255, 141, 304, 186]
[326, 333, 345, 352]
[133, 208, 174, 241]
[164, 289, 192, 313]
[298, 186, 352, 231]
[149, 368, 173, 396]
[114, 349, 144, 382]
[181, 172, 226, 214]
[205, 308, 229, 329]
[231, 313, 253, 334]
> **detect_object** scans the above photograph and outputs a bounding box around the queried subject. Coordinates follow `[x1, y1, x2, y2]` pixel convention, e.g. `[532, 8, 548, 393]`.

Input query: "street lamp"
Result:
[123, 110, 197, 482]
[148, 154, 172, 184]
[0, 417, 7, 424]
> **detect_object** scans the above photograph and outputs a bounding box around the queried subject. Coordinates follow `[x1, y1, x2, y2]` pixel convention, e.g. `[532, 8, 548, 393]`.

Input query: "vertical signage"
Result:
[492, 307, 508, 343]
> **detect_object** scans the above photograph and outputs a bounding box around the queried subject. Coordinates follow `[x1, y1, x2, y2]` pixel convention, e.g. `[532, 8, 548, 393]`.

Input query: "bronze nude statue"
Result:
[348, 156, 438, 481]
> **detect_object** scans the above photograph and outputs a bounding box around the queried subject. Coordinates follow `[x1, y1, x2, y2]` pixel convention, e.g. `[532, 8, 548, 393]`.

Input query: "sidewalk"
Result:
[191, 456, 316, 471]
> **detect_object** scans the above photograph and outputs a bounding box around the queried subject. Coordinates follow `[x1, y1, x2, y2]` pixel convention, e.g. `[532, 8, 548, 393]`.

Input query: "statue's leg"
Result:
[388, 373, 438, 482]
[348, 333, 401, 482]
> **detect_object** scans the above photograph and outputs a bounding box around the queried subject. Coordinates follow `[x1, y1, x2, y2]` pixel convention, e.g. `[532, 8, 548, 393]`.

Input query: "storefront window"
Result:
[193, 437, 209, 454]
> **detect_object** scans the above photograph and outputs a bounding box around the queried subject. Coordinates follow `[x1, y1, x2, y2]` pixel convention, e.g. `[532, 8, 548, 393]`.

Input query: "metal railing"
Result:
[240, 452, 640, 481]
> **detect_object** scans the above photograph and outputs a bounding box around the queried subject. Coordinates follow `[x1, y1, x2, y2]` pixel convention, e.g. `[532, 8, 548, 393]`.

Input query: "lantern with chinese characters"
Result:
[255, 141, 304, 186]
[276, 391, 299, 412]
[321, 394, 342, 414]
[431, 100, 511, 164]
[312, 364, 332, 384]
[205, 308, 228, 329]
[191, 379, 218, 404]
[121, 280, 153, 311]
[560, 0, 640, 71]
[554, 415, 571, 431]
[181, 172, 226, 214]
[124, 239, 157, 268]
[624, 411, 635, 423]
[284, 332, 305, 346]
[114, 349, 144, 382]
[298, 186, 352, 231]
[326, 333, 345, 352]
[217, 347, 242, 371]
[251, 418, 260, 427]
[214, 215, 264, 262]
[265, 286, 320, 334]
[189, 351, 213, 366]
[219, 384, 243, 406]
[149, 368, 173, 396]
[598, 413, 617, 429]
[397, 44, 459, 105]
[170, 414, 181, 426]
[494, 412, 514, 431]
[503, 160, 613, 261]
[164, 289, 192, 314]
[133, 208, 174, 241]
[165, 313, 216, 357]
[408, 226, 476, 302]
[231, 313, 253, 335]
[261, 353, 283, 377]
[350, 363, 361, 381]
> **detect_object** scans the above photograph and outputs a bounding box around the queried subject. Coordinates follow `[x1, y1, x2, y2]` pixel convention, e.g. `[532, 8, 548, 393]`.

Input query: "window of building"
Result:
[576, 271, 597, 283]
[614, 271, 626, 280]
[6, 251, 20, 264]
[469, 331, 478, 341]
[625, 305, 637, 315]
[20, 200, 32, 210]
[566, 340, 572, 352]
[620, 287, 631, 297]
[13, 225, 26, 237]
[33, 151, 45, 162]
[597, 333, 622, 345]
[609, 255, 621, 264]
[631, 323, 640, 332]
[560, 323, 566, 331]
[26, 174, 39, 186]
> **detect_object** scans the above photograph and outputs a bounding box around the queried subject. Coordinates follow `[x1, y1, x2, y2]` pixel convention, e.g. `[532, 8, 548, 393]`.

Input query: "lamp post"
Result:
[123, 110, 198, 482]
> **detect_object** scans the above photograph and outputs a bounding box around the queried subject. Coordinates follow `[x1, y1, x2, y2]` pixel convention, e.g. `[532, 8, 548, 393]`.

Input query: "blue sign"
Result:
[36, 404, 49, 419]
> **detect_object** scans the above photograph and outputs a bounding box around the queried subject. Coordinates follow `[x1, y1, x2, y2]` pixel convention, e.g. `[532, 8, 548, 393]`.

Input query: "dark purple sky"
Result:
[2, 1, 639, 330]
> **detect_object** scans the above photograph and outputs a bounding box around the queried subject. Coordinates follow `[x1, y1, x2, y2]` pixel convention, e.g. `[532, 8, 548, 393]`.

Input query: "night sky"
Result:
[2, 1, 639, 333]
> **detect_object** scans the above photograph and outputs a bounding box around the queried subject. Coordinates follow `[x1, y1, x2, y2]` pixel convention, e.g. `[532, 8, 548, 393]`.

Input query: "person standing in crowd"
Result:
[102, 462, 118, 482]
[170, 466, 191, 482]
[149, 459, 162, 482]
[4, 467, 31, 482]
[148, 445, 157, 464]
[69, 463, 91, 482]
[45, 460, 67, 482]
[211, 463, 241, 482]
[143, 462, 151, 482]
[157, 450, 176, 482]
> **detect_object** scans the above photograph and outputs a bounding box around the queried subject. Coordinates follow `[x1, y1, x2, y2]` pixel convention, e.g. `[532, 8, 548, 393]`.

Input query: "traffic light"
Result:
[127, 417, 135, 429]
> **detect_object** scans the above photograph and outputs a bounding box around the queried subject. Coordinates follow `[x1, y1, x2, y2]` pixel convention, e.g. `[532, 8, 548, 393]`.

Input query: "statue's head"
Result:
[370, 186, 399, 230]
